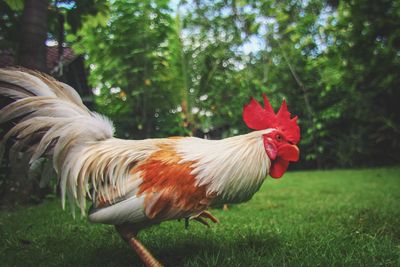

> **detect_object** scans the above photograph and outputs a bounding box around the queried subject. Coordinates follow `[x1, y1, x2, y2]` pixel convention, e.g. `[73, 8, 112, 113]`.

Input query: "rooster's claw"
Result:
[185, 210, 219, 229]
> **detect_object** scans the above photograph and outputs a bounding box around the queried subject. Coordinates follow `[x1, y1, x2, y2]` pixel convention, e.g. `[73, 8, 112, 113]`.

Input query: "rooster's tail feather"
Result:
[0, 68, 115, 214]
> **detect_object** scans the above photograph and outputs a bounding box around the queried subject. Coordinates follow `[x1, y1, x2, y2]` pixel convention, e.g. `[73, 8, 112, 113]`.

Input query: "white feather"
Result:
[88, 194, 146, 225]
[176, 130, 272, 204]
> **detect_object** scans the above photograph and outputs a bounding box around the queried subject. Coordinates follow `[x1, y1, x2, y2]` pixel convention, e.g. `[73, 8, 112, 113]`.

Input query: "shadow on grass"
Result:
[162, 231, 281, 266]
[83, 230, 282, 267]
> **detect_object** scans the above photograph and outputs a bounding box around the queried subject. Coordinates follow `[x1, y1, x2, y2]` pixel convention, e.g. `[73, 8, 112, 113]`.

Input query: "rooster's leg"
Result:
[115, 224, 163, 267]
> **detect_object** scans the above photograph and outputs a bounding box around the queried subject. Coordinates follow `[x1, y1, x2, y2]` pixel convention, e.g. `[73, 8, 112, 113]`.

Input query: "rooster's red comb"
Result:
[243, 93, 300, 144]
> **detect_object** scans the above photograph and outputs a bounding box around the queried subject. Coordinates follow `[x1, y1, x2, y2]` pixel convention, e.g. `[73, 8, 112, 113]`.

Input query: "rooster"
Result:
[0, 68, 300, 267]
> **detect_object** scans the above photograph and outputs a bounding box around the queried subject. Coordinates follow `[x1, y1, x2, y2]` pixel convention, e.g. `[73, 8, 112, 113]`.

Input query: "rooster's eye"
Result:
[276, 134, 283, 141]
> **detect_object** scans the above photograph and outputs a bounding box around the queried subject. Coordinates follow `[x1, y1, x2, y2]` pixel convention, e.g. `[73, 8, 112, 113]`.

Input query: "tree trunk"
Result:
[18, 0, 49, 72]
[2, 0, 51, 205]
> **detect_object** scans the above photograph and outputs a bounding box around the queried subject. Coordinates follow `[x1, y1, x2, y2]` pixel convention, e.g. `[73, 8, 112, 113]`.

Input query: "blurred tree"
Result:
[1, 0, 399, 184]
[168, 12, 192, 134]
[178, 0, 400, 168]
[18, 0, 49, 71]
[330, 0, 400, 166]
[74, 0, 183, 138]
[1, 0, 108, 72]
[0, 1, 22, 51]
[0, 0, 108, 204]
[179, 0, 259, 138]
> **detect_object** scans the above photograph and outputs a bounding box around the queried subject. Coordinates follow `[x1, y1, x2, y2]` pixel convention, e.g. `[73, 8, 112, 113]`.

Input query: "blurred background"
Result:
[0, 0, 399, 201]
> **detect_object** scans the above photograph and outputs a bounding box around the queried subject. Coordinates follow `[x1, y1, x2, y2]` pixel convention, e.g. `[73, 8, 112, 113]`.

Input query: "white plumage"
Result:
[176, 131, 271, 203]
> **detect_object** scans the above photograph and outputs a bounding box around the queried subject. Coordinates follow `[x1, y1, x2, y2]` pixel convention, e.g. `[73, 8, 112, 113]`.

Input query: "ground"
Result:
[1, 167, 399, 266]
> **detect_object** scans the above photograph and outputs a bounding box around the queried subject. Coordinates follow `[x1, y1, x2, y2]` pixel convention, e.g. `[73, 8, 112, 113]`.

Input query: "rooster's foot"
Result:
[186, 210, 220, 229]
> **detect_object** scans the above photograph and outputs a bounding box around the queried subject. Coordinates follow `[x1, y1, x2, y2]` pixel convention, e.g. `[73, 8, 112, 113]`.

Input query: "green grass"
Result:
[1, 167, 400, 267]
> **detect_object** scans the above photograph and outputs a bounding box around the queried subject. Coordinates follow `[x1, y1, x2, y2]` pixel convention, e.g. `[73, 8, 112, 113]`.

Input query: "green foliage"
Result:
[2, 0, 398, 168]
[331, 0, 400, 167]
[4, 0, 24, 11]
[0, 0, 108, 59]
[75, 0, 187, 138]
[174, 0, 400, 168]
[0, 1, 22, 50]
[47, 0, 109, 40]
[1, 167, 400, 266]
[179, 0, 256, 137]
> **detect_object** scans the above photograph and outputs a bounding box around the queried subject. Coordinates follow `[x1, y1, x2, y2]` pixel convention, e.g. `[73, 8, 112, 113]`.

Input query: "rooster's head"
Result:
[243, 94, 300, 178]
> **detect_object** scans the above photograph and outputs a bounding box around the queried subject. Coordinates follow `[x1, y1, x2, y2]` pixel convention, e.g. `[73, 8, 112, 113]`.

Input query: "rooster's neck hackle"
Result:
[176, 130, 272, 204]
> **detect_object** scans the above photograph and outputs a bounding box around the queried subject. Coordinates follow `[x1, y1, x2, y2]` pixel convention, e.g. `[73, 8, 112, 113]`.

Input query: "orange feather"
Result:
[135, 143, 215, 220]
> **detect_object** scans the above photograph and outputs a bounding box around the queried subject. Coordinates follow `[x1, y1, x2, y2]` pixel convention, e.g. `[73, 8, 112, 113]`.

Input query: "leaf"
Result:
[4, 0, 23, 11]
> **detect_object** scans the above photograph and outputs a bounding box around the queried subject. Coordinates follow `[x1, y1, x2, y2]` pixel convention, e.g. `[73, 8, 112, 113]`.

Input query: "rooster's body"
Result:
[88, 132, 269, 225]
[0, 68, 300, 266]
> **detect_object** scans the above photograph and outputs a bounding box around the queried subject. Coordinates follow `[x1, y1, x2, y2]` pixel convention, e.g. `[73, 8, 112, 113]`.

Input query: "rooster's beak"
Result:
[277, 144, 299, 162]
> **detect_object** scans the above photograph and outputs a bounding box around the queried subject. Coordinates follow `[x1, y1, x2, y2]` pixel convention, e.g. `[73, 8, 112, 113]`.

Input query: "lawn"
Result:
[1, 167, 399, 267]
